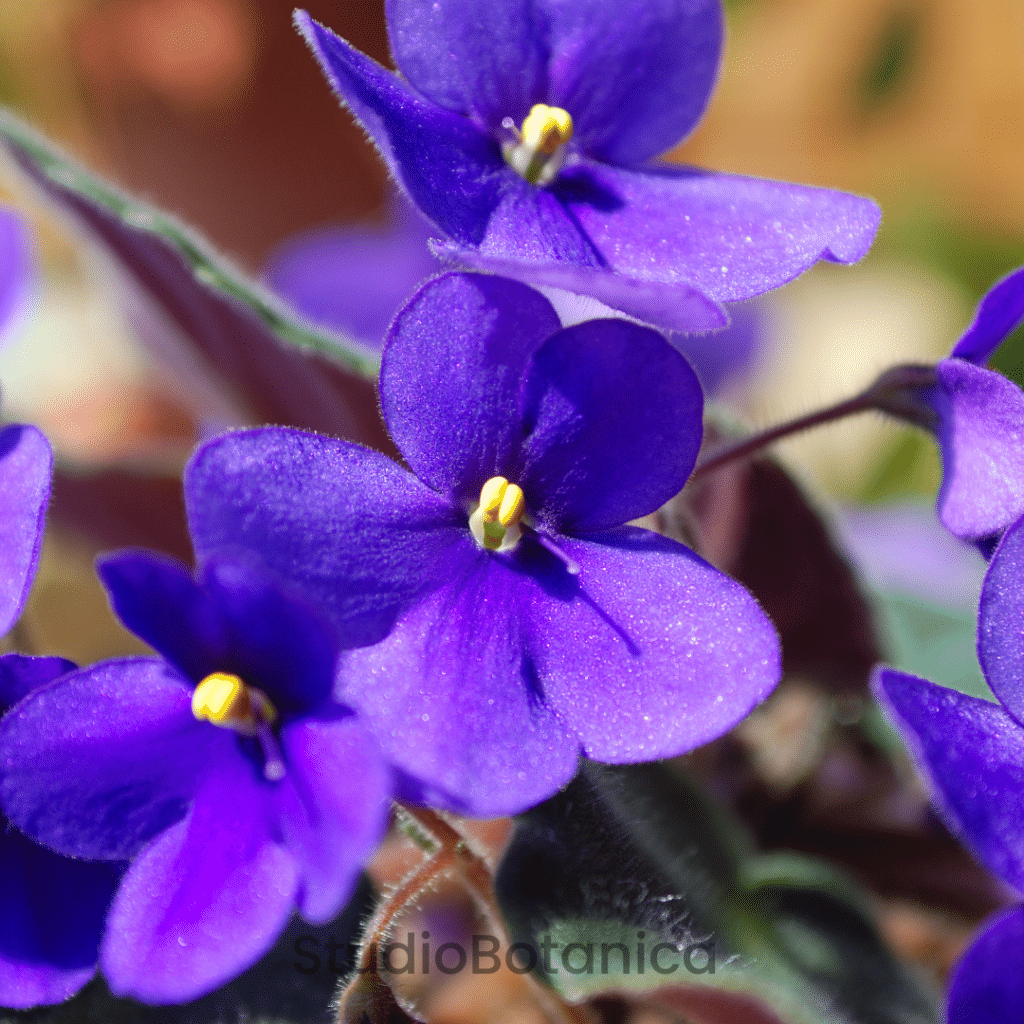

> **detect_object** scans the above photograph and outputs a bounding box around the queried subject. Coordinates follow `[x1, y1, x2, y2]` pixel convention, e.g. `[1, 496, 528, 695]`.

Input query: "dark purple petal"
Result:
[1, 127, 385, 448]
[535, 528, 780, 760]
[341, 538, 580, 817]
[0, 424, 51, 638]
[979, 513, 1024, 724]
[951, 265, 1024, 365]
[381, 273, 560, 504]
[97, 552, 225, 684]
[518, 318, 703, 533]
[384, 0, 549, 136]
[947, 907, 1024, 1024]
[0, 658, 226, 860]
[294, 13, 508, 249]
[199, 557, 338, 715]
[185, 428, 463, 645]
[0, 207, 30, 347]
[0, 654, 76, 712]
[100, 746, 298, 1003]
[386, 0, 722, 165]
[266, 201, 438, 349]
[874, 668, 1024, 892]
[932, 359, 1024, 540]
[433, 243, 727, 333]
[276, 714, 390, 923]
[557, 161, 880, 303]
[0, 828, 121, 1009]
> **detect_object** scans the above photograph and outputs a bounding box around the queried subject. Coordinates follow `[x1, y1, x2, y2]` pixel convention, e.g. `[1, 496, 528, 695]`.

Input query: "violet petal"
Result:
[519, 317, 703, 533]
[537, 527, 780, 760]
[951, 265, 1024, 365]
[380, 272, 560, 505]
[276, 714, 390, 923]
[0, 658, 225, 860]
[100, 746, 298, 1004]
[0, 653, 76, 711]
[874, 667, 1024, 893]
[947, 907, 1024, 1024]
[0, 828, 120, 1009]
[933, 359, 1024, 540]
[185, 427, 463, 646]
[341, 538, 580, 817]
[0, 424, 51, 638]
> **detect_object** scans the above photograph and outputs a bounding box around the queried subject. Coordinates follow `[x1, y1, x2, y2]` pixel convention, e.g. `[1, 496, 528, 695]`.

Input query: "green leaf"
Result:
[495, 762, 939, 1024]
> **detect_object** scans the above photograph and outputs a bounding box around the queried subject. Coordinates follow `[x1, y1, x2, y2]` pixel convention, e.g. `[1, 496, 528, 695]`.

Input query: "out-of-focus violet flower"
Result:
[874, 511, 1024, 1021]
[0, 655, 124, 1009]
[185, 272, 781, 816]
[293, 1, 880, 335]
[0, 554, 391, 1004]
[874, 266, 1024, 544]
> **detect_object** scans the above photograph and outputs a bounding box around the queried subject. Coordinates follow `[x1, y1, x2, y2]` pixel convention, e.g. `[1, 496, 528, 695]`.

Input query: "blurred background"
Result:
[0, 1, 1020, 1014]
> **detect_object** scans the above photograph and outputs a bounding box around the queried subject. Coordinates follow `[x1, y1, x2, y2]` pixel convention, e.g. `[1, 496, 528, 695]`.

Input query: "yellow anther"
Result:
[520, 104, 573, 155]
[497, 483, 525, 528]
[192, 672, 277, 733]
[469, 476, 527, 551]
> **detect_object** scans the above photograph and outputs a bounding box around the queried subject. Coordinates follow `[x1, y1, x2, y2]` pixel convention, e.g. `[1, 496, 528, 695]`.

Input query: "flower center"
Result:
[192, 673, 286, 780]
[502, 104, 574, 186]
[469, 476, 526, 551]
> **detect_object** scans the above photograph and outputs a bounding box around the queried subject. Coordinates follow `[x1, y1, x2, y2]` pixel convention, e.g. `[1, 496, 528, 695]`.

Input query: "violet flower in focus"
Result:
[875, 510, 1024, 1021]
[185, 272, 781, 816]
[293, 0, 880, 335]
[0, 554, 391, 1004]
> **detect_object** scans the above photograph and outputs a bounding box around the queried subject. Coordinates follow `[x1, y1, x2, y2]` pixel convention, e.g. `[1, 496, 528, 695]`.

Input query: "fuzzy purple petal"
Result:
[98, 552, 224, 684]
[185, 428, 463, 645]
[556, 162, 880, 303]
[978, 513, 1024, 724]
[535, 528, 779, 760]
[951, 265, 1024, 365]
[0, 424, 51, 638]
[932, 359, 1024, 540]
[386, 0, 722, 165]
[670, 302, 763, 396]
[276, 714, 390, 923]
[432, 244, 727, 333]
[381, 272, 560, 504]
[874, 667, 1024, 892]
[0, 828, 120, 1009]
[0, 658, 226, 860]
[0, 654, 76, 711]
[198, 557, 339, 715]
[266, 206, 438, 349]
[341, 538, 580, 816]
[100, 745, 298, 1003]
[518, 318, 703, 533]
[947, 907, 1024, 1024]
[294, 12, 506, 249]
[0, 208, 30, 348]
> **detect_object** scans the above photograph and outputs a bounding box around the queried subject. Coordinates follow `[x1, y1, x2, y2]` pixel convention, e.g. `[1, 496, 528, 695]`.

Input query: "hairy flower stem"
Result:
[690, 363, 938, 482]
[384, 804, 598, 1024]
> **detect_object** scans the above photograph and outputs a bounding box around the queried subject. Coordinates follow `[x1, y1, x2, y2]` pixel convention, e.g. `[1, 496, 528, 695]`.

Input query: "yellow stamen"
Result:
[192, 672, 277, 734]
[520, 104, 573, 155]
[503, 104, 574, 185]
[469, 476, 527, 551]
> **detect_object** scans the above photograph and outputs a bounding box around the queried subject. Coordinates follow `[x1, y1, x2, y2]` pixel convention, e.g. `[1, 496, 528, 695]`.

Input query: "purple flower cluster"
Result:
[7, 0, 1024, 1015]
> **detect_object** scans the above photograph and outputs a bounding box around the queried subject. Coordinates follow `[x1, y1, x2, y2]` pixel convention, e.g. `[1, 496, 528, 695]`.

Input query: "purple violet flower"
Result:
[874, 510, 1024, 1020]
[184, 271, 781, 816]
[0, 553, 391, 1004]
[875, 265, 1024, 544]
[293, 1, 880, 335]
